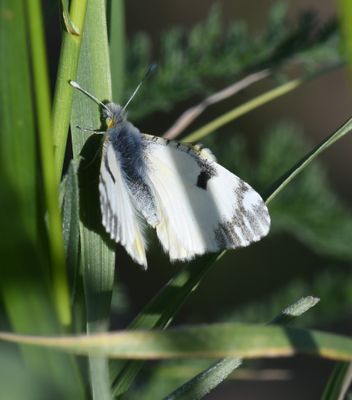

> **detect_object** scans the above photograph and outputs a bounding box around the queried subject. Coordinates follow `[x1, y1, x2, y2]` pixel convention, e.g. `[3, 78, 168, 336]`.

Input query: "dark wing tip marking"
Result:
[213, 181, 270, 249]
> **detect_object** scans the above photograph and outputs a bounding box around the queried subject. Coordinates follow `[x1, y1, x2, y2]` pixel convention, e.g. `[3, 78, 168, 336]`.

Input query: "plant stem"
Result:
[165, 296, 319, 400]
[183, 78, 303, 143]
[109, 0, 125, 101]
[338, 0, 352, 78]
[52, 0, 88, 182]
[264, 116, 352, 205]
[26, 0, 71, 326]
[164, 69, 269, 140]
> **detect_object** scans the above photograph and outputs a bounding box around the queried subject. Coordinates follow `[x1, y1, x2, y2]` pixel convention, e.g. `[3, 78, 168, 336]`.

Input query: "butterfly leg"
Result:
[75, 125, 106, 134]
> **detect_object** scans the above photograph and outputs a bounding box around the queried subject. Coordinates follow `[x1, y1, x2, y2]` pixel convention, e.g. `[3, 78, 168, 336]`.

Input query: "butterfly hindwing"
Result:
[99, 140, 148, 268]
[141, 134, 270, 261]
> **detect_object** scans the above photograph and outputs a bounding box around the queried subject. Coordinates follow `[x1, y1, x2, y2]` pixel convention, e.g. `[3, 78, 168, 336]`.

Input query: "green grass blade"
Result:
[61, 161, 80, 278]
[3, 323, 352, 362]
[321, 362, 352, 400]
[339, 0, 352, 76]
[269, 296, 320, 324]
[264, 116, 352, 204]
[110, 254, 220, 396]
[0, 0, 37, 235]
[183, 64, 341, 144]
[71, 1, 114, 328]
[0, 0, 46, 356]
[60, 161, 82, 332]
[0, 1, 84, 397]
[108, 0, 125, 101]
[26, 0, 71, 327]
[70, 0, 114, 398]
[183, 78, 303, 143]
[52, 0, 88, 181]
[0, 0, 44, 342]
[320, 4, 352, 397]
[165, 359, 242, 400]
[164, 296, 319, 400]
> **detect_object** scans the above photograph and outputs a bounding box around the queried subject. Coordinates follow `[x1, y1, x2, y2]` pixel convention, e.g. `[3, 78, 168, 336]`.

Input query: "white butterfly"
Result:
[70, 81, 270, 269]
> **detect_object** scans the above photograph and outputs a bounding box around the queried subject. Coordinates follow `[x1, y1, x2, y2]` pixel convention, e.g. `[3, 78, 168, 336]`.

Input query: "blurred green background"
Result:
[1, 0, 352, 399]
[113, 1, 352, 398]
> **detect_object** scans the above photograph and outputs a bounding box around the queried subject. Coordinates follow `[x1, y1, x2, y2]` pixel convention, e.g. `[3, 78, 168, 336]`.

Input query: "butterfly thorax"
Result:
[103, 101, 145, 178]
[107, 116, 146, 182]
[105, 111, 159, 228]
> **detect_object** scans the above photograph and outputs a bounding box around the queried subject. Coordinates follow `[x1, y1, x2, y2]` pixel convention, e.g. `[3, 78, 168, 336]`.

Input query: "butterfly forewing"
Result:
[141, 135, 270, 262]
[99, 141, 148, 268]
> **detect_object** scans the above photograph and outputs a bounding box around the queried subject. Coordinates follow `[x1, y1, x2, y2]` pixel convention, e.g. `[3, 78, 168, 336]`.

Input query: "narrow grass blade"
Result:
[165, 358, 242, 400]
[0, 1, 84, 397]
[183, 64, 341, 144]
[0, 0, 37, 235]
[52, 0, 88, 181]
[2, 324, 352, 362]
[164, 296, 319, 400]
[70, 0, 114, 398]
[321, 362, 352, 400]
[61, 161, 80, 277]
[108, 0, 125, 101]
[60, 161, 82, 332]
[26, 0, 71, 327]
[110, 253, 220, 396]
[163, 69, 269, 140]
[339, 0, 352, 76]
[264, 116, 352, 204]
[183, 78, 303, 143]
[269, 296, 320, 324]
[321, 5, 352, 398]
[71, 1, 114, 329]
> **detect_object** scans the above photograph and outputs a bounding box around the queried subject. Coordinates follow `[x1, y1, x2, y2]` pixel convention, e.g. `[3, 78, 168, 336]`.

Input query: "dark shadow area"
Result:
[78, 134, 107, 236]
[207, 356, 333, 400]
[77, 135, 117, 325]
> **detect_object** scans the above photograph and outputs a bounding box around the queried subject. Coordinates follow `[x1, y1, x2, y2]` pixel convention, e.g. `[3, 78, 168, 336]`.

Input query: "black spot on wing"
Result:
[196, 162, 217, 190]
[196, 170, 212, 190]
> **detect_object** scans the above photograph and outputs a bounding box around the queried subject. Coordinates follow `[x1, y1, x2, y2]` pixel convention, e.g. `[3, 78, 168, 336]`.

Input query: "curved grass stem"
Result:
[52, 0, 88, 182]
[26, 0, 71, 326]
[183, 78, 303, 143]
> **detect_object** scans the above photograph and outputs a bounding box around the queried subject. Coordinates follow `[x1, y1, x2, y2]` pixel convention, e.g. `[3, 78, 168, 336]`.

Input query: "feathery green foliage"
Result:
[125, 3, 342, 119]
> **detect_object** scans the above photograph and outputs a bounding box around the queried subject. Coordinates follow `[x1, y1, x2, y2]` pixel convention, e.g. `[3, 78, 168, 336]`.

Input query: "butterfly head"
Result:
[103, 102, 127, 129]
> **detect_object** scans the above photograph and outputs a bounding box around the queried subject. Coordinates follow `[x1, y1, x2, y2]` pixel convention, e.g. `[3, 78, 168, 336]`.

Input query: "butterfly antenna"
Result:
[69, 80, 112, 116]
[122, 63, 157, 111]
